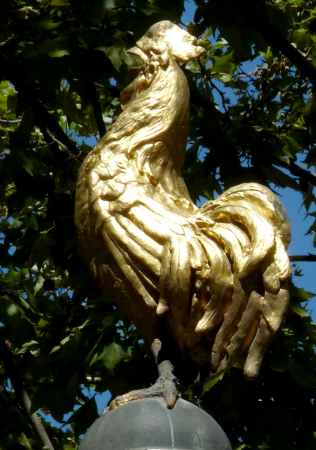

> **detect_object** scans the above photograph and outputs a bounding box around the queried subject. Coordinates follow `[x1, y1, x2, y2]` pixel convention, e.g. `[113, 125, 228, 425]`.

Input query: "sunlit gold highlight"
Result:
[75, 21, 291, 378]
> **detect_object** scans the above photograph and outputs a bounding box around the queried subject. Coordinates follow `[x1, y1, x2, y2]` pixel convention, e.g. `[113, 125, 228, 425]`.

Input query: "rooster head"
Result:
[128, 21, 205, 66]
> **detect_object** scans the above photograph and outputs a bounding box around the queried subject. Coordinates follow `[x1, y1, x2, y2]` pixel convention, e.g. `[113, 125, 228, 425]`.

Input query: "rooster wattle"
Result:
[75, 21, 291, 407]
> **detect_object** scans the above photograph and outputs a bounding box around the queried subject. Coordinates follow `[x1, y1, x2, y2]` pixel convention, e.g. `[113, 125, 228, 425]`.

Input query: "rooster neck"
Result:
[98, 58, 195, 213]
[105, 58, 190, 159]
[131, 60, 193, 210]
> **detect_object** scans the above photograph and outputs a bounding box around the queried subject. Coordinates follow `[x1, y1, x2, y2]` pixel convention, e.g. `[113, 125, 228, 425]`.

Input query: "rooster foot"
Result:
[108, 360, 178, 411]
[108, 338, 179, 411]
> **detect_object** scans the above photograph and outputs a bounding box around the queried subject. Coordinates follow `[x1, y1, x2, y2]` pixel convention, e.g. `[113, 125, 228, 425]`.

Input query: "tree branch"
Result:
[0, 118, 21, 124]
[256, 25, 316, 85]
[290, 254, 316, 262]
[274, 158, 316, 187]
[191, 66, 316, 189]
[0, 56, 80, 156]
[0, 336, 55, 450]
[199, 1, 316, 85]
[22, 390, 55, 450]
[227, 0, 316, 84]
[31, 99, 80, 156]
[250, 1, 316, 85]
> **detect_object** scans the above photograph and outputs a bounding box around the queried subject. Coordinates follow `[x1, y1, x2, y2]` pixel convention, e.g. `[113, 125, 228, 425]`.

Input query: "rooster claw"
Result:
[108, 360, 178, 411]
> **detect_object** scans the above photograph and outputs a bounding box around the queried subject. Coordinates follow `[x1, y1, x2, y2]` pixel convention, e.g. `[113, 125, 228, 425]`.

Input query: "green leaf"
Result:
[212, 52, 235, 75]
[262, 46, 273, 62]
[7, 94, 17, 113]
[186, 60, 201, 74]
[34, 38, 70, 58]
[18, 6, 40, 18]
[291, 285, 315, 302]
[17, 340, 40, 356]
[97, 46, 124, 71]
[34, 275, 45, 295]
[48, 48, 70, 58]
[50, 0, 70, 5]
[202, 370, 225, 393]
[290, 362, 316, 389]
[18, 433, 33, 450]
[22, 158, 35, 176]
[292, 28, 311, 49]
[7, 304, 18, 317]
[218, 73, 233, 83]
[50, 320, 90, 354]
[290, 303, 310, 318]
[104, 0, 116, 9]
[281, 134, 301, 158]
[37, 19, 62, 30]
[90, 342, 126, 372]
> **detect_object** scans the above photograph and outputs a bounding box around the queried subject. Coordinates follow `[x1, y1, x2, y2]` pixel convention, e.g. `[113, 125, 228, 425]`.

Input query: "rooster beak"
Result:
[127, 46, 148, 63]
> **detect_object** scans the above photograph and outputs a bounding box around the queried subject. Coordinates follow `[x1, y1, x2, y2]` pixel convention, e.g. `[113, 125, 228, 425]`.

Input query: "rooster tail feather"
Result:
[200, 182, 291, 281]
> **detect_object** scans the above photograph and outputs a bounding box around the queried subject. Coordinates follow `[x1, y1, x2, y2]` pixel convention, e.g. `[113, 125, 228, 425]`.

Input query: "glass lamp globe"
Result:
[79, 397, 232, 450]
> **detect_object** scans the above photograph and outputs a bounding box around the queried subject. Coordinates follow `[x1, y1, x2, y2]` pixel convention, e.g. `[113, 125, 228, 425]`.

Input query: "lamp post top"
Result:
[79, 398, 232, 450]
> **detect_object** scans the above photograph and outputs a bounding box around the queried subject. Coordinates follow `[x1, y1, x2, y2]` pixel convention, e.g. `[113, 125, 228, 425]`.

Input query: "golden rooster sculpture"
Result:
[75, 21, 291, 408]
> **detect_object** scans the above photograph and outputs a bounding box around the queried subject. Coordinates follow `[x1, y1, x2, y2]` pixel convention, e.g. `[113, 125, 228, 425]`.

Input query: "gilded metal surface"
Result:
[75, 21, 291, 377]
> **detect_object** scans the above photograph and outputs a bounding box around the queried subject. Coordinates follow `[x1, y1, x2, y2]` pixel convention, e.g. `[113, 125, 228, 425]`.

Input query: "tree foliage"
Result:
[0, 0, 315, 448]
